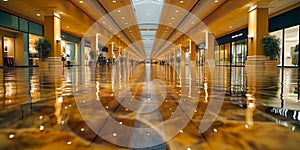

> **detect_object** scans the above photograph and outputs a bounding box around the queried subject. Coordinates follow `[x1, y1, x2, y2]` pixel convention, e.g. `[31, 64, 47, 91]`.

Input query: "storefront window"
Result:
[3, 37, 15, 66]
[215, 45, 220, 65]
[231, 39, 247, 66]
[219, 45, 225, 65]
[29, 34, 42, 66]
[270, 30, 283, 66]
[61, 40, 80, 66]
[284, 25, 299, 67]
[224, 43, 230, 65]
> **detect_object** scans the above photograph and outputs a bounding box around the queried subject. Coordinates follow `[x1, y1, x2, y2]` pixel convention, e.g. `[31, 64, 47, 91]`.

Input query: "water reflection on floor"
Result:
[0, 64, 300, 150]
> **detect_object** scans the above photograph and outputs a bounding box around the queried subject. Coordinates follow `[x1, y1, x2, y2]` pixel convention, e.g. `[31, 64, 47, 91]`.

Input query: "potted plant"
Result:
[262, 35, 280, 68]
[34, 37, 51, 69]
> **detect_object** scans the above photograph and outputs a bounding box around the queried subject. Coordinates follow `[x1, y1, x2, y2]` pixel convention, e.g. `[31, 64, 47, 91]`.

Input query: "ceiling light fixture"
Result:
[180, 0, 184, 4]
[112, 0, 116, 3]
[79, 0, 83, 4]
[214, 0, 219, 2]
[3, 0, 9, 2]
[36, 10, 41, 17]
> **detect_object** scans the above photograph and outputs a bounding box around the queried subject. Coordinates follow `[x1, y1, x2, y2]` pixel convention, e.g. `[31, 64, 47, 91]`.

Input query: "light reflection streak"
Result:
[245, 94, 256, 127]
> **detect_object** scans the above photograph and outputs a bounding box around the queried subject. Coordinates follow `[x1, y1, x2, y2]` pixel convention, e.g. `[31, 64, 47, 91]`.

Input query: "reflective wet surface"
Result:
[0, 63, 300, 150]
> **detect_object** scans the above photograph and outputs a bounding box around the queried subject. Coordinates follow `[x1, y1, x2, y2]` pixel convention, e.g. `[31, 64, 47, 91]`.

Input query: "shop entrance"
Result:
[1, 37, 15, 67]
[231, 39, 247, 66]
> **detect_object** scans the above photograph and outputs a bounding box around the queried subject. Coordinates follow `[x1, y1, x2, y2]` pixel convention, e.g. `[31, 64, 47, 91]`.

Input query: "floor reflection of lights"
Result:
[0, 66, 299, 149]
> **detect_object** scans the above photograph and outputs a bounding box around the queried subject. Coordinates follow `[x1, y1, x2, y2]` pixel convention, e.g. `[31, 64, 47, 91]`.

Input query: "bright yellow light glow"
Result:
[40, 125, 44, 131]
[8, 134, 14, 139]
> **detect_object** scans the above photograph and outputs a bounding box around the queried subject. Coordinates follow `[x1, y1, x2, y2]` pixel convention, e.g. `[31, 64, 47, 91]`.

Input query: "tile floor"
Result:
[0, 63, 300, 150]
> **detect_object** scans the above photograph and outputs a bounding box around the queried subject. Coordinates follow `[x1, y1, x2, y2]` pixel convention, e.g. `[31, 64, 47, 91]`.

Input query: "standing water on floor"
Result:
[0, 65, 300, 150]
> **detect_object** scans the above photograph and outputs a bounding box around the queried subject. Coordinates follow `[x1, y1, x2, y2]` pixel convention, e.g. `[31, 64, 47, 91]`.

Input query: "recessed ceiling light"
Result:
[180, 0, 184, 4]
[169, 22, 172, 25]
[121, 17, 125, 19]
[214, 0, 219, 2]
[229, 25, 232, 28]
[36, 13, 41, 17]
[79, 0, 83, 4]
[82, 33, 85, 35]
[175, 10, 179, 13]
[118, 9, 121, 12]
[171, 17, 175, 20]
[66, 26, 69, 28]
[125, 22, 128, 25]
[112, 0, 116, 3]
[3, 0, 8, 2]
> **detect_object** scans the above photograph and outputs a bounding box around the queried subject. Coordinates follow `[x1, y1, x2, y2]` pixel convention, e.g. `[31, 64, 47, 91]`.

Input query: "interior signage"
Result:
[231, 33, 243, 39]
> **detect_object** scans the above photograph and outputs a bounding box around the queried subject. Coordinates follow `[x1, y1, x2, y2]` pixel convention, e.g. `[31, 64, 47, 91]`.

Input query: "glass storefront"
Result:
[269, 30, 283, 66]
[214, 45, 220, 65]
[223, 43, 230, 66]
[29, 34, 42, 66]
[61, 40, 80, 65]
[216, 24, 299, 67]
[196, 44, 206, 66]
[270, 25, 299, 67]
[231, 39, 247, 66]
[3, 37, 15, 66]
[284, 26, 299, 67]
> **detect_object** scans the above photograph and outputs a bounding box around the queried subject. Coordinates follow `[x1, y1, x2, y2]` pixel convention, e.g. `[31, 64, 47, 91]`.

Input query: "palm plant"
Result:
[34, 38, 51, 61]
[262, 35, 280, 60]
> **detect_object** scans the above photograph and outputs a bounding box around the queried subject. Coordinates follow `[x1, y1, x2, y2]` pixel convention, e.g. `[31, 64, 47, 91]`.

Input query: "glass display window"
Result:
[29, 34, 42, 65]
[270, 30, 283, 66]
[231, 39, 247, 66]
[3, 37, 15, 66]
[284, 25, 299, 67]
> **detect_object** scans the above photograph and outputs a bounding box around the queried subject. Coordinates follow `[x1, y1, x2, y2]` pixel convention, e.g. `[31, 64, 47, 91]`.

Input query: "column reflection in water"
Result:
[245, 94, 256, 128]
